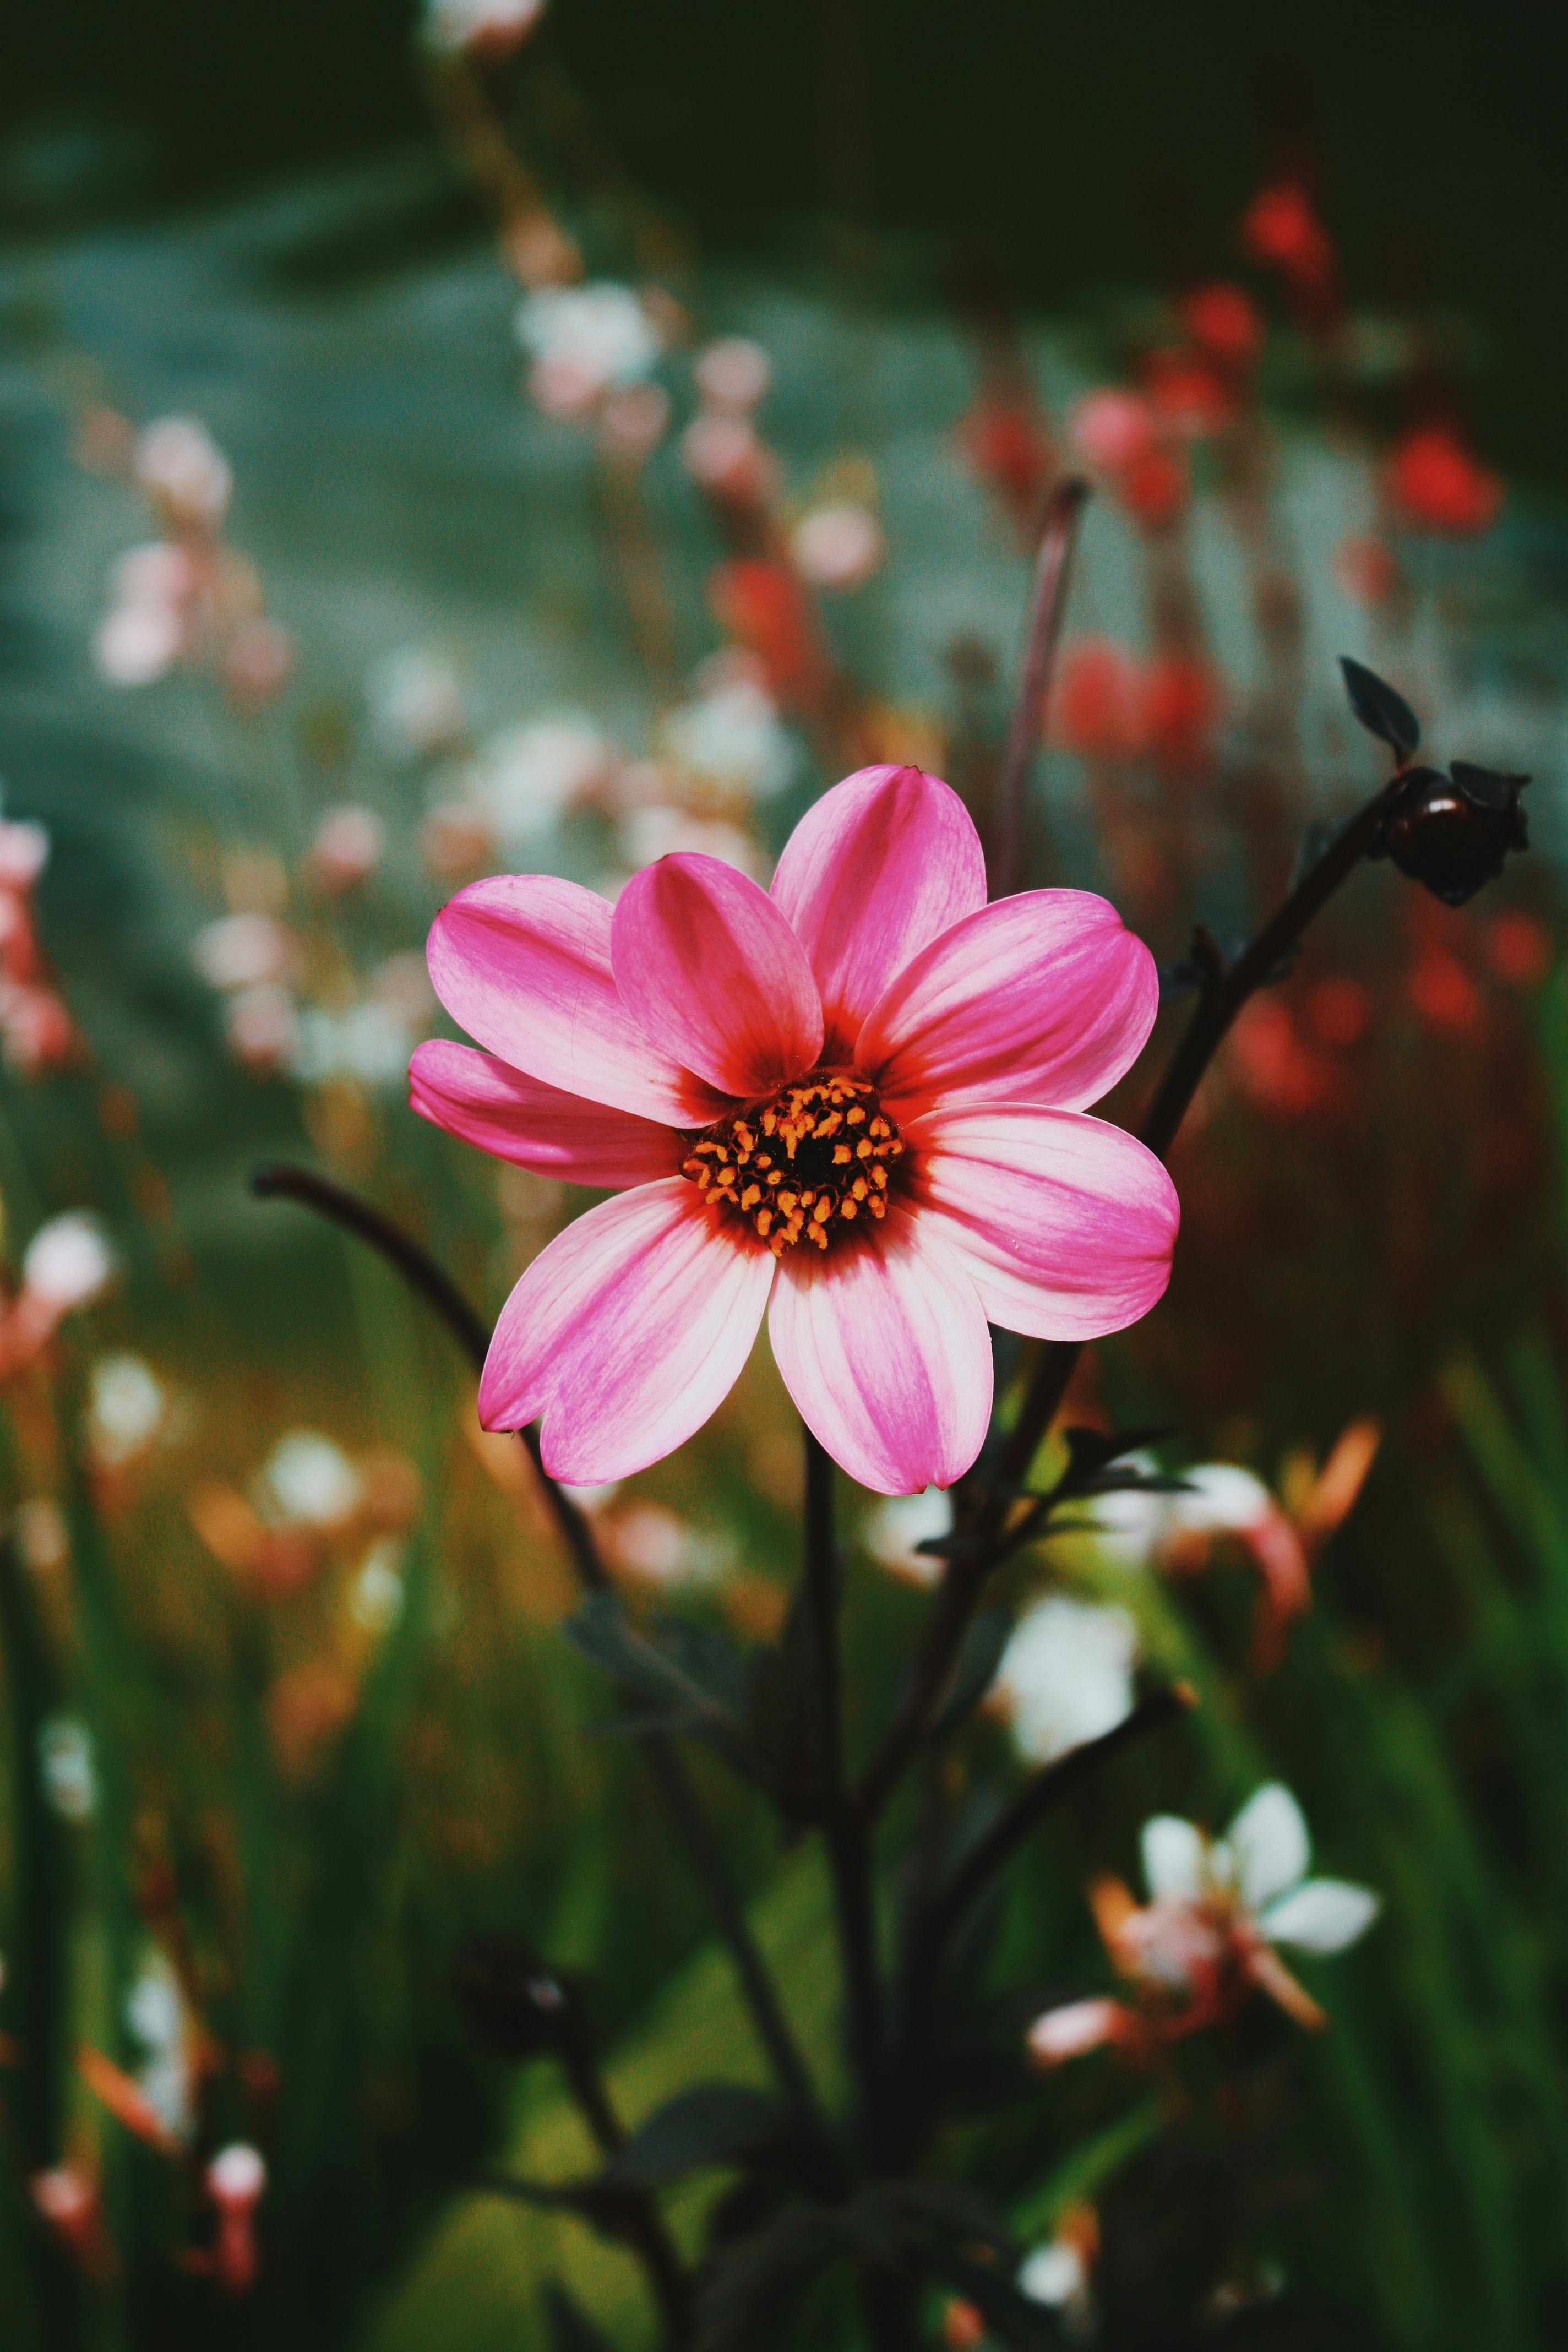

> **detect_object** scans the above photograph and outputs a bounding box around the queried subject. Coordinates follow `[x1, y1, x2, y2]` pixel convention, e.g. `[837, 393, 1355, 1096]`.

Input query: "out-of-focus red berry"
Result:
[1385, 428, 1503, 537]
[1408, 951, 1483, 1032]
[957, 398, 1053, 510]
[707, 559, 819, 698]
[1242, 183, 1335, 291]
[1052, 639, 1148, 760]
[1143, 656, 1219, 760]
[941, 2300, 987, 2352]
[1333, 533, 1401, 606]
[1182, 282, 1265, 368]
[1485, 909, 1553, 987]
[1229, 997, 1335, 1115]
[1144, 347, 1235, 437]
[1306, 976, 1371, 1047]
[1070, 387, 1156, 472]
[1117, 445, 1189, 528]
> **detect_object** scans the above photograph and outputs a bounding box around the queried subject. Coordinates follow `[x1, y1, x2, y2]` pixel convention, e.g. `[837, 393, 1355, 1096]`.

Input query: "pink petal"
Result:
[410, 1039, 677, 1189]
[428, 874, 722, 1125]
[479, 1178, 774, 1480]
[766, 1207, 992, 1495]
[770, 765, 988, 1055]
[907, 1102, 1178, 1339]
[612, 854, 824, 1097]
[857, 890, 1158, 1117]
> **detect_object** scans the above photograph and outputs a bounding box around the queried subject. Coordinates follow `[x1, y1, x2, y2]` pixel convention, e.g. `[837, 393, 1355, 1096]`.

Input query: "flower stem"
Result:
[853, 770, 1407, 1823]
[802, 1424, 886, 2164]
[993, 476, 1090, 899]
[250, 1164, 821, 2130]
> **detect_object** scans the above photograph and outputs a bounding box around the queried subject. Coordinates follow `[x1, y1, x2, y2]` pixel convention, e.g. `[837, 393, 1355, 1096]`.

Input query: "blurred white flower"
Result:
[617, 805, 764, 878]
[790, 503, 885, 590]
[424, 0, 546, 51]
[1019, 2235, 1091, 2322]
[134, 416, 232, 530]
[39, 1717, 97, 1821]
[126, 1951, 194, 2141]
[518, 284, 661, 417]
[348, 1539, 405, 1635]
[367, 647, 467, 759]
[192, 912, 295, 993]
[21, 1214, 116, 1315]
[469, 716, 611, 846]
[1140, 1784, 1380, 1972]
[990, 1595, 1138, 1765]
[598, 1501, 732, 1588]
[1081, 1458, 1311, 1630]
[208, 2142, 266, 2205]
[863, 1487, 952, 1586]
[0, 816, 50, 892]
[660, 674, 797, 801]
[260, 1431, 362, 1529]
[95, 596, 185, 687]
[693, 337, 772, 412]
[290, 1000, 418, 1088]
[88, 1354, 166, 1468]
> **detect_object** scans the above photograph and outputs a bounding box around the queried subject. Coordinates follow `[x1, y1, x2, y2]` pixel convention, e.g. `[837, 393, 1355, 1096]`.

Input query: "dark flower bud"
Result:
[1371, 762, 1530, 906]
[453, 1933, 586, 2062]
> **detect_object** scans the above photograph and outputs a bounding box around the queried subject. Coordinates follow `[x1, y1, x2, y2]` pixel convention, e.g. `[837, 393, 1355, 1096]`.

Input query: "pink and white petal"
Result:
[767, 1206, 992, 1495]
[1026, 1997, 1135, 2067]
[908, 1104, 1179, 1340]
[428, 874, 721, 1125]
[1261, 1879, 1380, 1955]
[612, 854, 823, 1097]
[858, 890, 1159, 1118]
[478, 1178, 774, 1480]
[770, 765, 988, 1054]
[410, 1039, 678, 1189]
[1140, 1815, 1208, 1904]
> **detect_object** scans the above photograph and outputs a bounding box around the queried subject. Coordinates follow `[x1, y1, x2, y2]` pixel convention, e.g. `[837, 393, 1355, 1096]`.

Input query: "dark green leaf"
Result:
[745, 1586, 826, 1817]
[930, 1610, 1014, 1743]
[1338, 655, 1420, 758]
[542, 2280, 617, 2352]
[565, 1594, 756, 1772]
[694, 2207, 850, 2352]
[600, 2084, 792, 2188]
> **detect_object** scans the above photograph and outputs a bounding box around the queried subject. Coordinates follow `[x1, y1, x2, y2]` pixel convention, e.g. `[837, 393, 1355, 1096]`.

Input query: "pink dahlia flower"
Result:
[411, 765, 1178, 1494]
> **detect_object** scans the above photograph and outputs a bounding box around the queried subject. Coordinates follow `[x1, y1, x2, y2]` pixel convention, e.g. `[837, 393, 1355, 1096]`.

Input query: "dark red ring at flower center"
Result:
[679, 1072, 905, 1256]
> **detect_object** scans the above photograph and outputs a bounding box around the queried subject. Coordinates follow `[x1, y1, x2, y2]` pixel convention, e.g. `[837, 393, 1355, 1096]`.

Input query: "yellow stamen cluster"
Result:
[680, 1073, 905, 1255]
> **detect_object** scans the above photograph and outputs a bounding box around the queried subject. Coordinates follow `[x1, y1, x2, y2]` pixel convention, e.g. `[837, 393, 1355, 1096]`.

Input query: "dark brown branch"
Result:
[853, 772, 1407, 1823]
[802, 1426, 885, 2163]
[993, 476, 1090, 899]
[249, 1162, 821, 2131]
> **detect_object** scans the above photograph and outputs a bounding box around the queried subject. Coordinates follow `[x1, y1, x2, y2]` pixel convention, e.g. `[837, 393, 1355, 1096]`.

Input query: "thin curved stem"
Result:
[251, 1163, 821, 2129]
[993, 476, 1090, 899]
[853, 771, 1407, 1823]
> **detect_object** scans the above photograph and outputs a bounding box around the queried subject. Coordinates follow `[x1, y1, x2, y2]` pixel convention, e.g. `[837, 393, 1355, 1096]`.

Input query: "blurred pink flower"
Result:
[790, 503, 885, 590]
[694, 337, 772, 412]
[204, 2142, 267, 2295]
[308, 805, 386, 893]
[424, 0, 545, 58]
[134, 416, 232, 532]
[1070, 388, 1156, 473]
[411, 764, 1176, 1492]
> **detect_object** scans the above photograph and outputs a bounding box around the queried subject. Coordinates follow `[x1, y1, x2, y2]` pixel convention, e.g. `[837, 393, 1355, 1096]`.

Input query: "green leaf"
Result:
[599, 2084, 794, 2188]
[1338, 655, 1420, 758]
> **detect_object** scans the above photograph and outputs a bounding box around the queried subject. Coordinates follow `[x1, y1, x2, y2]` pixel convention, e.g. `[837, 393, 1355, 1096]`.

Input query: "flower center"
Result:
[680, 1072, 905, 1256]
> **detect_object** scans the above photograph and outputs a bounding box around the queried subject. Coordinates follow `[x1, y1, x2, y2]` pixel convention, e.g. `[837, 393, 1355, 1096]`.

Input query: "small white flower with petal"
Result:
[260, 1432, 362, 1529]
[39, 1717, 97, 1821]
[367, 647, 467, 759]
[88, 1354, 166, 1468]
[133, 416, 232, 530]
[990, 1596, 1137, 1765]
[21, 1215, 116, 1316]
[469, 716, 611, 846]
[516, 284, 661, 415]
[660, 676, 798, 802]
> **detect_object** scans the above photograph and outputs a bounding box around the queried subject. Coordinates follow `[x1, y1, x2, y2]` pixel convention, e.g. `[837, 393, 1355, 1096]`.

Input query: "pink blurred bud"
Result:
[31, 2166, 108, 2275]
[224, 617, 296, 708]
[225, 983, 298, 1071]
[206, 2143, 266, 2295]
[0, 983, 79, 1074]
[681, 412, 778, 503]
[1070, 388, 1156, 472]
[790, 503, 885, 590]
[597, 381, 671, 465]
[0, 819, 49, 894]
[308, 805, 385, 893]
[192, 912, 295, 992]
[693, 337, 772, 412]
[1026, 1996, 1131, 2066]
